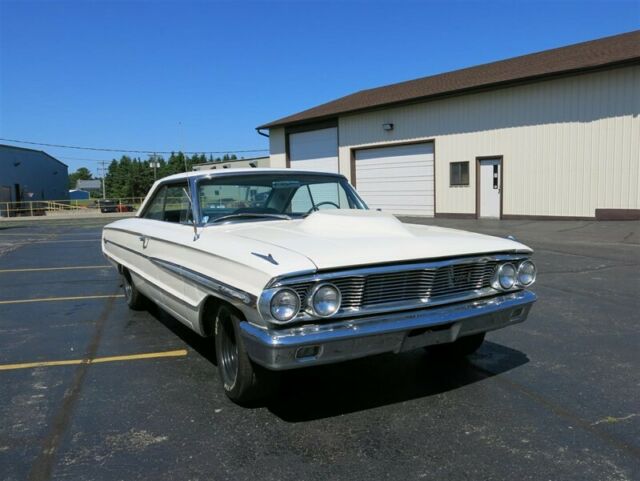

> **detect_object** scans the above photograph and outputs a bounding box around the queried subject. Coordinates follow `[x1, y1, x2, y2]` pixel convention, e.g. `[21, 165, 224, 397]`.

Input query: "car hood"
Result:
[226, 210, 532, 271]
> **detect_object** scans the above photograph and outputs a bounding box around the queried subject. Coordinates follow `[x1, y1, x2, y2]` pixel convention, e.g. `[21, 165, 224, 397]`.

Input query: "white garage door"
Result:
[289, 127, 339, 173]
[355, 142, 434, 216]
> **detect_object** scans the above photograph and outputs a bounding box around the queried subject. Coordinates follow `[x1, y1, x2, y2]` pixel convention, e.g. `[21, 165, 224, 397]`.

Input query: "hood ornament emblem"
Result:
[251, 252, 279, 265]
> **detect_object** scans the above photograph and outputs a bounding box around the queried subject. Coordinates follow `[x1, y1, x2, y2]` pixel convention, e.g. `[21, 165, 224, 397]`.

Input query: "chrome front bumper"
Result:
[240, 290, 536, 370]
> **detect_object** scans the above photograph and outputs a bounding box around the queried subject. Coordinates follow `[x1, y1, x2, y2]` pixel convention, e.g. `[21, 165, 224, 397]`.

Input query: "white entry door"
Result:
[479, 158, 501, 218]
[354, 142, 434, 216]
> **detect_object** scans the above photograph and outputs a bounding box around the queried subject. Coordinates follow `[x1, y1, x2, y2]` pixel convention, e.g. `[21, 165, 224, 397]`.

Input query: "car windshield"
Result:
[197, 173, 367, 224]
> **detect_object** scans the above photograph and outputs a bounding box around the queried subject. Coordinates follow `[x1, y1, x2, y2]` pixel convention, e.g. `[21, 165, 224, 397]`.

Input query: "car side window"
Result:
[141, 183, 192, 223]
[163, 184, 192, 223]
[142, 186, 167, 220]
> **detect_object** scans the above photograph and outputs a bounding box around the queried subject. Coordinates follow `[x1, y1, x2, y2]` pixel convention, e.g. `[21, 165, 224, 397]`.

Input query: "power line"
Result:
[58, 157, 115, 163]
[0, 137, 269, 155]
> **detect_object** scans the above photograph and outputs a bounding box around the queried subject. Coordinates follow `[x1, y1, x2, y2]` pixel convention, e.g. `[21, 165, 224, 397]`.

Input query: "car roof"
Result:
[160, 168, 346, 182]
[138, 168, 350, 218]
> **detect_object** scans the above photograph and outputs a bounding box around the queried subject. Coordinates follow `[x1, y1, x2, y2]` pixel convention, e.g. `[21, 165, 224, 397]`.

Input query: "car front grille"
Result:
[289, 260, 499, 311]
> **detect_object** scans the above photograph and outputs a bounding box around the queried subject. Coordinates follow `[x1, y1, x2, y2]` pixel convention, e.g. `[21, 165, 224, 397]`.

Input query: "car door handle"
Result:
[138, 236, 147, 242]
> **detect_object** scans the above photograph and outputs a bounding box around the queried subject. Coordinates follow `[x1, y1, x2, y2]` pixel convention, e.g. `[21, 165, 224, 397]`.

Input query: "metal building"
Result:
[0, 144, 69, 206]
[257, 31, 640, 220]
[76, 179, 102, 192]
[192, 156, 271, 171]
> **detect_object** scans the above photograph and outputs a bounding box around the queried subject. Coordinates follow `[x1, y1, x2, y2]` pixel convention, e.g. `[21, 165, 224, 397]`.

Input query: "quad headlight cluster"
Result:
[262, 282, 342, 324]
[492, 259, 537, 291]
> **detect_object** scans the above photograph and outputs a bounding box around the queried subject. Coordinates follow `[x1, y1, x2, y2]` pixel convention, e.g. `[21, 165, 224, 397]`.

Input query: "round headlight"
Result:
[496, 263, 517, 290]
[517, 260, 536, 286]
[309, 283, 341, 318]
[270, 288, 300, 322]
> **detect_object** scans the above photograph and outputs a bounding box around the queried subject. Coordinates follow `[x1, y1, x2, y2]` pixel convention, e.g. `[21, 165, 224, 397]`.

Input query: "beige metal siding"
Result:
[289, 127, 339, 173]
[336, 66, 639, 217]
[269, 128, 287, 169]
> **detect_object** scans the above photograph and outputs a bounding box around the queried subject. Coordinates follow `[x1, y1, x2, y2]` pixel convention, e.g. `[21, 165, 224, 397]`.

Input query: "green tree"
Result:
[103, 151, 240, 200]
[68, 167, 93, 189]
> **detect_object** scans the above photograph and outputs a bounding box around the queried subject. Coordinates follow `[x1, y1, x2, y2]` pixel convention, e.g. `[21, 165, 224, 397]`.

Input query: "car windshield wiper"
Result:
[206, 213, 292, 225]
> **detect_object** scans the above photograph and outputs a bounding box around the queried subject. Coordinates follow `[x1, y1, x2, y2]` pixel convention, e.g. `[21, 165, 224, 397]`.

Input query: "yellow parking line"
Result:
[0, 265, 111, 273]
[90, 350, 188, 364]
[0, 294, 124, 305]
[0, 349, 188, 371]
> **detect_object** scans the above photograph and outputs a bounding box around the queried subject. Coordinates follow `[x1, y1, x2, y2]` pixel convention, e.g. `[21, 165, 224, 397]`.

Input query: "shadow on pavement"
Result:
[266, 341, 528, 422]
[147, 303, 217, 365]
[146, 302, 529, 422]
[0, 224, 29, 230]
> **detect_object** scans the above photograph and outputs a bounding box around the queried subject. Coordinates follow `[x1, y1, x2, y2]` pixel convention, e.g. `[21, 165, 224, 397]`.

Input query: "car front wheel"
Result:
[214, 305, 276, 405]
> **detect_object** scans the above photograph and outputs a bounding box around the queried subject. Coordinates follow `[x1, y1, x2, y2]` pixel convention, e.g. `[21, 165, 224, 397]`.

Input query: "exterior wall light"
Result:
[382, 123, 394, 131]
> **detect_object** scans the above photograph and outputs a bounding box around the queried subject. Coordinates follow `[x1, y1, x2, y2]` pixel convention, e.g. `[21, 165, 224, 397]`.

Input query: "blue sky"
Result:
[0, 0, 638, 174]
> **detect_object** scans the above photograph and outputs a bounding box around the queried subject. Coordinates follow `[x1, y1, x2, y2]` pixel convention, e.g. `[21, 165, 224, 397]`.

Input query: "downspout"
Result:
[256, 128, 270, 138]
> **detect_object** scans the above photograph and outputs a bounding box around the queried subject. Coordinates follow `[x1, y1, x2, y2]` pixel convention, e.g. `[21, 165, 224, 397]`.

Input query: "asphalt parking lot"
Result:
[0, 217, 638, 481]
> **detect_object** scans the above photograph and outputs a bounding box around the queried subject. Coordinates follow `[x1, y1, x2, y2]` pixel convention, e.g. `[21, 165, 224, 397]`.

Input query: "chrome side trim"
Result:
[104, 226, 232, 265]
[149, 257, 256, 306]
[103, 237, 256, 307]
[103, 227, 219, 256]
[102, 250, 193, 309]
[103, 237, 145, 258]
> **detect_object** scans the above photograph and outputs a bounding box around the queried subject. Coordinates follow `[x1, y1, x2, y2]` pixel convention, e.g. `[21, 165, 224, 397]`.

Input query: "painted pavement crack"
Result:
[27, 292, 118, 481]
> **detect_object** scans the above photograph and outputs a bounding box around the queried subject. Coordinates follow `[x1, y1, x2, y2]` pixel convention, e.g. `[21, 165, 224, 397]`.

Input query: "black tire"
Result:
[214, 305, 276, 405]
[427, 332, 486, 359]
[121, 270, 146, 310]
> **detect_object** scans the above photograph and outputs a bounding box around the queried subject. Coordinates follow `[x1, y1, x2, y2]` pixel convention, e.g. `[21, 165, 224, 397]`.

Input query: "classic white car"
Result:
[102, 169, 537, 404]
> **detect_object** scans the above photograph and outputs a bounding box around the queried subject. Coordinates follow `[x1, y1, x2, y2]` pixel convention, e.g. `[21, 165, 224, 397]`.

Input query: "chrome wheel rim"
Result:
[123, 276, 133, 301]
[219, 310, 239, 388]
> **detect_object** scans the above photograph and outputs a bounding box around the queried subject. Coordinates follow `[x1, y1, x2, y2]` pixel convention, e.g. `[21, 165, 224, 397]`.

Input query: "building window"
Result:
[450, 162, 469, 186]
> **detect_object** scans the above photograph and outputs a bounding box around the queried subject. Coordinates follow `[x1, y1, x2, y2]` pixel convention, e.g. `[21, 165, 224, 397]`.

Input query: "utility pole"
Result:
[99, 160, 107, 199]
[150, 153, 158, 181]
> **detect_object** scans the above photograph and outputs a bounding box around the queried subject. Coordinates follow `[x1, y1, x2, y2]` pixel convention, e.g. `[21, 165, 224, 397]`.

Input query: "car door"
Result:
[130, 181, 198, 328]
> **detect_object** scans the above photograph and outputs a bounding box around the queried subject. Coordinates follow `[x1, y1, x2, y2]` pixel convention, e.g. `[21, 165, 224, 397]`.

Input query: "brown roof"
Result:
[258, 30, 640, 129]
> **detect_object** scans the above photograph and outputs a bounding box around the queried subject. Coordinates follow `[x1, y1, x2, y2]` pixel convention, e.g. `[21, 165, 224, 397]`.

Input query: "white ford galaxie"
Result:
[102, 169, 537, 404]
